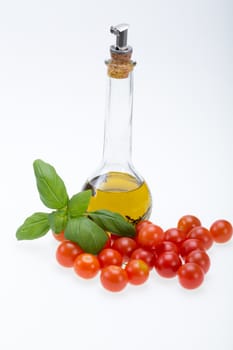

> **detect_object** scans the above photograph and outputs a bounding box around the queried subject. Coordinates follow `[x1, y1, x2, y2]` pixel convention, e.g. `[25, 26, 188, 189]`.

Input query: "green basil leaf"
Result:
[68, 190, 92, 217]
[16, 212, 50, 240]
[48, 210, 67, 233]
[64, 217, 108, 254]
[33, 159, 68, 209]
[88, 209, 136, 237]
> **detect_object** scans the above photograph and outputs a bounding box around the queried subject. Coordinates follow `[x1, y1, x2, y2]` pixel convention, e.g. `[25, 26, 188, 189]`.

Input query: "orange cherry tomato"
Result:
[53, 231, 66, 242]
[56, 241, 83, 267]
[100, 265, 128, 292]
[136, 224, 164, 250]
[125, 259, 150, 285]
[74, 253, 100, 279]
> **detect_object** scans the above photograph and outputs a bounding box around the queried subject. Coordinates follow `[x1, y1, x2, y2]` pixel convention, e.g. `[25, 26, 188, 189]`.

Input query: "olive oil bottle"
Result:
[83, 24, 152, 223]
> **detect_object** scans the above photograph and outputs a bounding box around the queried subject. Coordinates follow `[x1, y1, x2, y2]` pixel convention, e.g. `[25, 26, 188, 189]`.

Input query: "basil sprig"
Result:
[68, 190, 92, 218]
[88, 210, 135, 237]
[33, 159, 68, 209]
[16, 212, 50, 240]
[48, 210, 67, 234]
[64, 217, 108, 254]
[16, 159, 136, 254]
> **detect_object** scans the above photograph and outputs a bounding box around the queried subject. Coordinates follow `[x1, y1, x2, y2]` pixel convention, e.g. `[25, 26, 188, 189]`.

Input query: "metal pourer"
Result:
[110, 24, 132, 54]
[107, 24, 134, 78]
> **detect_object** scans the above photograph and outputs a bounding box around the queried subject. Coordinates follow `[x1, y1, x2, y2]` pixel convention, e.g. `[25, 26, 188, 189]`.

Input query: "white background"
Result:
[0, 1, 233, 349]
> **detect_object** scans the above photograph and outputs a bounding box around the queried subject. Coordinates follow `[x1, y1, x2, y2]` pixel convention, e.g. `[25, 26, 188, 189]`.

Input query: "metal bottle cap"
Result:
[110, 24, 132, 54]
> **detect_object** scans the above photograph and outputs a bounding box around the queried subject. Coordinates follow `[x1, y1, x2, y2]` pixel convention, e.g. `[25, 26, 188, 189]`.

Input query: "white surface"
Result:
[1, 1, 233, 349]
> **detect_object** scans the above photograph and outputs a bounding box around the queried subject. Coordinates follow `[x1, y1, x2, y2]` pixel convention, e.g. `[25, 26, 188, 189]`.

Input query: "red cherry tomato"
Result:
[186, 226, 213, 250]
[155, 251, 182, 278]
[180, 238, 204, 258]
[177, 215, 201, 235]
[185, 250, 210, 273]
[110, 233, 120, 241]
[53, 231, 66, 242]
[210, 219, 233, 243]
[98, 248, 123, 268]
[136, 224, 164, 250]
[125, 259, 150, 285]
[73, 253, 100, 279]
[155, 241, 179, 256]
[56, 241, 83, 267]
[136, 220, 152, 234]
[164, 228, 186, 246]
[112, 237, 137, 257]
[100, 265, 128, 292]
[178, 263, 204, 289]
[109, 234, 120, 247]
[130, 248, 155, 270]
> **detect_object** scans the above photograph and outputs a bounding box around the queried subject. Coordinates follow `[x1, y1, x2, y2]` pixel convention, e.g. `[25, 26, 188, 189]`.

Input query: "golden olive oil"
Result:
[83, 172, 152, 224]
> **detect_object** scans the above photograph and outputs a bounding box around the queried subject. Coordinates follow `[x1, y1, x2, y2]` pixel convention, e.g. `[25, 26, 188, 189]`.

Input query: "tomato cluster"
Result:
[54, 215, 232, 292]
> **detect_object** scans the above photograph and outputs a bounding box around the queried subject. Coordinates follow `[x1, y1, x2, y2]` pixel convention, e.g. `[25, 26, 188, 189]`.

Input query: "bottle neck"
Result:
[102, 73, 133, 168]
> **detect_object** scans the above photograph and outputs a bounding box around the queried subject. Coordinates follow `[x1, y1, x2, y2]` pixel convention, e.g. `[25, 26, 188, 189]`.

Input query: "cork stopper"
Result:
[106, 24, 136, 79]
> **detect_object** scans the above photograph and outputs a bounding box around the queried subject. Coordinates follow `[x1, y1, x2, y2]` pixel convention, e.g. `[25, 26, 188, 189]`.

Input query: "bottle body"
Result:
[83, 27, 152, 223]
[83, 171, 152, 224]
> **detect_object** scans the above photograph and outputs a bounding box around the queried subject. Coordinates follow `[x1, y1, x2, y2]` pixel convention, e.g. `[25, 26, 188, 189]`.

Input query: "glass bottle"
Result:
[83, 24, 152, 224]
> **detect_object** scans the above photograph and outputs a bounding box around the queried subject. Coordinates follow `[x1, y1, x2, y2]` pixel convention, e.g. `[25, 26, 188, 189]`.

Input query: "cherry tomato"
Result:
[125, 259, 150, 285]
[130, 248, 155, 270]
[164, 228, 186, 246]
[136, 224, 164, 250]
[180, 238, 204, 258]
[56, 241, 83, 267]
[53, 231, 65, 242]
[155, 241, 179, 256]
[186, 226, 213, 250]
[112, 237, 137, 257]
[98, 248, 123, 268]
[136, 220, 152, 234]
[210, 219, 233, 243]
[110, 233, 120, 241]
[177, 215, 201, 235]
[185, 250, 210, 273]
[178, 263, 204, 289]
[155, 251, 182, 278]
[73, 253, 100, 279]
[100, 265, 128, 292]
[109, 234, 120, 247]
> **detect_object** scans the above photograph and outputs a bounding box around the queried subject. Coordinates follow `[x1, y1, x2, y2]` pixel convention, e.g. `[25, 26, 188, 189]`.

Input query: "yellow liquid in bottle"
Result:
[83, 172, 152, 224]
